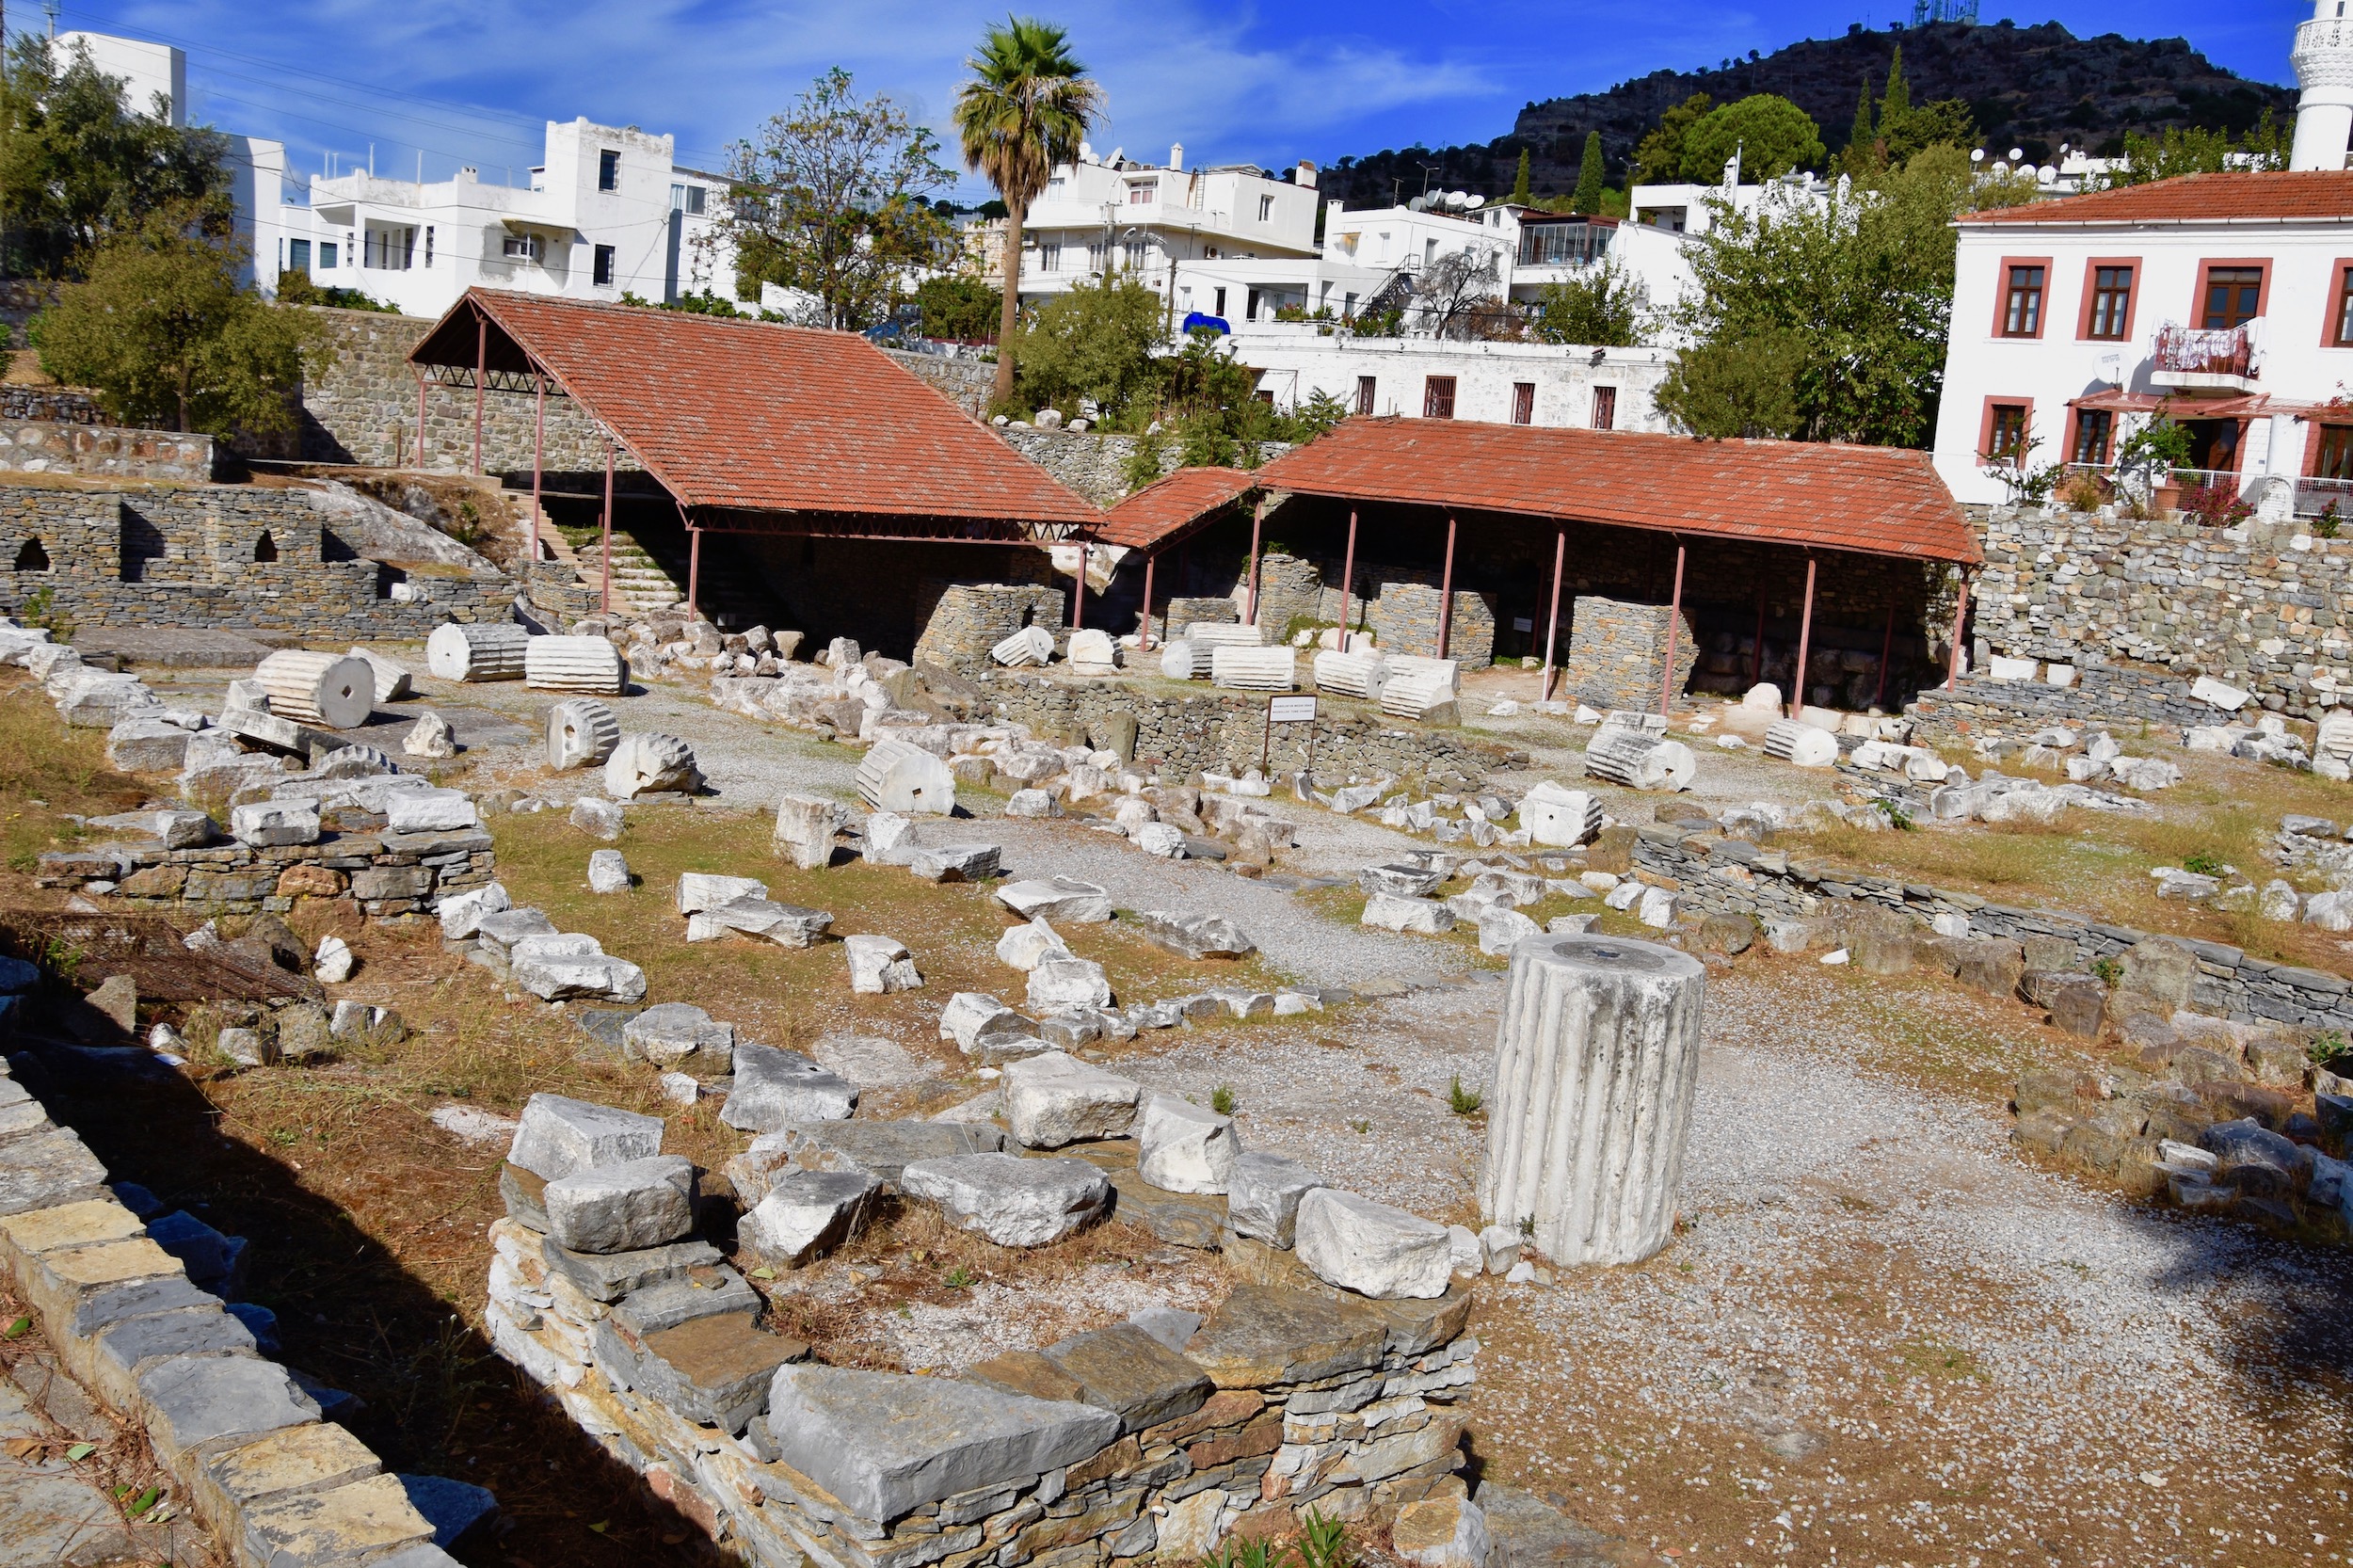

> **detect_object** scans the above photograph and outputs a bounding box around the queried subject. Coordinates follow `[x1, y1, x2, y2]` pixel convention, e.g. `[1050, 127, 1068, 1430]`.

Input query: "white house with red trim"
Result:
[1932, 0, 2353, 513]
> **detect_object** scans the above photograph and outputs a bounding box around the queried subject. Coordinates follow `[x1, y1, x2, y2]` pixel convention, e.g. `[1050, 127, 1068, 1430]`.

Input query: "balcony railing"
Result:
[2153, 323, 2255, 380]
[1515, 220, 1613, 268]
[2295, 475, 2353, 520]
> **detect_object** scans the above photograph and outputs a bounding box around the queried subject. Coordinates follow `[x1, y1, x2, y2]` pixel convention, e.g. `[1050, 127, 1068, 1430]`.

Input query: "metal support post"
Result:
[1946, 572, 1970, 690]
[472, 315, 486, 477]
[1539, 527, 1565, 702]
[1658, 540, 1686, 719]
[1337, 508, 1358, 647]
[1244, 497, 1265, 627]
[1790, 555, 1817, 718]
[600, 442, 615, 618]
[1436, 511, 1457, 658]
[530, 375, 545, 565]
[1140, 553, 1157, 651]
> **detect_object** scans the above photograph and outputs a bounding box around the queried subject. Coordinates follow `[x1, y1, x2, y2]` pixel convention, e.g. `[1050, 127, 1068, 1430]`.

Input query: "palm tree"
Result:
[952, 17, 1102, 408]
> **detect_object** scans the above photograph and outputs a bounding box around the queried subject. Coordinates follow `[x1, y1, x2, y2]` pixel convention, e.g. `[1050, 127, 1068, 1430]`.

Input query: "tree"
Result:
[33, 208, 322, 436]
[1012, 275, 1164, 419]
[721, 67, 952, 331]
[1413, 246, 1506, 340]
[2092, 111, 2291, 188]
[952, 17, 1103, 408]
[1632, 93, 1712, 184]
[1571, 132, 1605, 213]
[1837, 49, 1976, 175]
[913, 274, 1002, 341]
[1532, 258, 1650, 347]
[1680, 95, 1825, 184]
[1879, 46, 1912, 138]
[1844, 73, 1875, 165]
[1669, 145, 2036, 447]
[0, 34, 230, 279]
[1653, 328, 1803, 439]
[1509, 149, 1531, 205]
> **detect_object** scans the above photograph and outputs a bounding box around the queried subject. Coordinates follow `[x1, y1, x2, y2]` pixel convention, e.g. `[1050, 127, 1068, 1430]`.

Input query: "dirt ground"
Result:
[7, 659, 2353, 1568]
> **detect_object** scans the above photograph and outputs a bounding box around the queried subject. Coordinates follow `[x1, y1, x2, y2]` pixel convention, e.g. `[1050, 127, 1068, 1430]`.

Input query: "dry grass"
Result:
[0, 676, 149, 873]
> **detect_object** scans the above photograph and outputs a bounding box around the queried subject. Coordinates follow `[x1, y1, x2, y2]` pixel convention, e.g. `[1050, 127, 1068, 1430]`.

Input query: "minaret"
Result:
[2292, 0, 2353, 170]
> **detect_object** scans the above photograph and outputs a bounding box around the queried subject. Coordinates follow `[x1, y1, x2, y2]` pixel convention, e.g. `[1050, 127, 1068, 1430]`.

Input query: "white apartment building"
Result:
[1236, 335, 1673, 432]
[1014, 142, 1322, 317]
[52, 31, 288, 293]
[273, 120, 737, 314]
[1931, 0, 2353, 512]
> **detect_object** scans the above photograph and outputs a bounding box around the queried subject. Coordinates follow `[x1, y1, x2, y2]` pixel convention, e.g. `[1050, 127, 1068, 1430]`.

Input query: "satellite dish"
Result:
[1971, 148, 1986, 163]
[1407, 194, 1429, 211]
[1450, 189, 1470, 205]
[2038, 165, 2058, 184]
[1465, 194, 1486, 209]
[2009, 147, 2025, 161]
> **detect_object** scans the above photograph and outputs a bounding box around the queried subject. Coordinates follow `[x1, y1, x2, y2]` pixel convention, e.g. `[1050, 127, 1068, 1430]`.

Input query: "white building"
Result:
[272, 120, 736, 314]
[1233, 334, 1673, 432]
[51, 31, 287, 293]
[1931, 0, 2353, 513]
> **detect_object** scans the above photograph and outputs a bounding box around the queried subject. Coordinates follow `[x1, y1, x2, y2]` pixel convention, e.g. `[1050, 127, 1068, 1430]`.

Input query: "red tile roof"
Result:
[411, 290, 1101, 532]
[1961, 170, 2353, 227]
[1254, 419, 1979, 565]
[1096, 467, 1258, 551]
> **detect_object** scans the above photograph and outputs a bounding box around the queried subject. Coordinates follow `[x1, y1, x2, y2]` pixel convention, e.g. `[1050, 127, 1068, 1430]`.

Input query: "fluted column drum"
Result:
[1478, 934, 1705, 1266]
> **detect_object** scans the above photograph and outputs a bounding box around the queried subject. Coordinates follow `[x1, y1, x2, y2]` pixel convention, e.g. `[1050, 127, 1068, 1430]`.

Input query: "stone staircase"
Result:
[554, 520, 777, 628]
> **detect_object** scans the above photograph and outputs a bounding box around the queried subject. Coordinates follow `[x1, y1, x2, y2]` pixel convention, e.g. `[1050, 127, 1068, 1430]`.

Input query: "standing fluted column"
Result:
[1478, 934, 1705, 1266]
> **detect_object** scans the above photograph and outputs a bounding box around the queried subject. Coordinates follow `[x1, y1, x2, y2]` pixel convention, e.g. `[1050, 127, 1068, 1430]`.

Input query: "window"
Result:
[1423, 376, 1457, 419]
[424, 226, 434, 267]
[288, 238, 312, 271]
[1355, 376, 1377, 416]
[1591, 385, 1616, 430]
[1257, 194, 1273, 221]
[1122, 238, 1147, 270]
[2085, 264, 2134, 340]
[1213, 286, 1226, 317]
[2070, 408, 2114, 465]
[1423, 237, 1438, 269]
[318, 241, 338, 269]
[2000, 264, 2046, 336]
[598, 149, 620, 192]
[252, 530, 277, 563]
[670, 183, 706, 215]
[593, 244, 616, 286]
[2317, 424, 2353, 481]
[13, 536, 49, 571]
[1086, 241, 1104, 273]
[503, 232, 544, 262]
[362, 226, 414, 270]
[1128, 180, 1157, 204]
[2201, 265, 2264, 329]
[2334, 264, 2353, 346]
[1342, 291, 1357, 317]
[1985, 401, 2030, 463]
[1512, 382, 1535, 425]
[1038, 241, 1061, 274]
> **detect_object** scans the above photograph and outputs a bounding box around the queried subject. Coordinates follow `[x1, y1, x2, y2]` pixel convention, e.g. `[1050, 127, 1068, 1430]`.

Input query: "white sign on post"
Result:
[1269, 696, 1318, 723]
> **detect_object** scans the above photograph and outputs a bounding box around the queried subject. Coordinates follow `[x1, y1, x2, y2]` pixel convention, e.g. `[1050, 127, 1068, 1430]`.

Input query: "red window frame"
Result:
[1979, 395, 2033, 465]
[2067, 407, 2115, 466]
[1993, 255, 2053, 338]
[2075, 257, 2139, 342]
[2193, 259, 2268, 330]
[1511, 381, 1535, 425]
[1423, 376, 1457, 420]
[2303, 420, 2353, 479]
[1354, 376, 1376, 416]
[2327, 260, 2353, 347]
[1591, 385, 1617, 430]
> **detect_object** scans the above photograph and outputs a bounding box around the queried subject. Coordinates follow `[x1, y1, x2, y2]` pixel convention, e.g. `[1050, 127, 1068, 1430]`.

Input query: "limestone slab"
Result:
[721, 1044, 858, 1131]
[505, 1093, 664, 1181]
[542, 1155, 696, 1254]
[899, 1153, 1111, 1246]
[1294, 1188, 1452, 1300]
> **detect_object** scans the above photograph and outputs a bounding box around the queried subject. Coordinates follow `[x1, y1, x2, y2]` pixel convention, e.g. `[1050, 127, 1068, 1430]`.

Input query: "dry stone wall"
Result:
[1970, 503, 2353, 720]
[0, 386, 101, 424]
[1, 419, 214, 481]
[0, 481, 511, 634]
[915, 583, 1071, 670]
[1557, 595, 1696, 712]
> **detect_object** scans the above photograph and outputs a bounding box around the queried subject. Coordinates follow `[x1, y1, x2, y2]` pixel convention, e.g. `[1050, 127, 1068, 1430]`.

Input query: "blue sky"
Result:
[21, 0, 2323, 199]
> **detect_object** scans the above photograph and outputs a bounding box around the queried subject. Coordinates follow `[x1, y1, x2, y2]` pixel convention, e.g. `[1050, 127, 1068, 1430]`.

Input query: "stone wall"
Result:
[0, 480, 513, 634]
[289, 307, 625, 477]
[0, 1052, 458, 1565]
[1906, 665, 2232, 744]
[1626, 825, 2353, 1031]
[0, 386, 100, 424]
[0, 420, 214, 481]
[885, 349, 996, 416]
[914, 583, 1070, 670]
[1970, 503, 2353, 719]
[984, 673, 1521, 787]
[1559, 596, 1699, 712]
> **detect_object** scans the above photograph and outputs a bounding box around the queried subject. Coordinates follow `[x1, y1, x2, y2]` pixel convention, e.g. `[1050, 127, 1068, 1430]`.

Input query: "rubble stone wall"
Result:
[0, 386, 102, 424]
[884, 349, 995, 416]
[0, 420, 215, 481]
[37, 821, 498, 922]
[0, 480, 512, 633]
[1628, 825, 2353, 1031]
[915, 583, 1071, 669]
[1906, 665, 2232, 744]
[984, 673, 1520, 786]
[1969, 503, 2353, 719]
[1558, 595, 1698, 712]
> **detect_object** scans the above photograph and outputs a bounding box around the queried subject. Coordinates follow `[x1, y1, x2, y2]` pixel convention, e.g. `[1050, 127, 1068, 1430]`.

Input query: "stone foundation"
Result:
[915, 584, 1070, 671]
[1905, 664, 2239, 744]
[0, 420, 213, 481]
[1558, 596, 1698, 712]
[38, 824, 495, 922]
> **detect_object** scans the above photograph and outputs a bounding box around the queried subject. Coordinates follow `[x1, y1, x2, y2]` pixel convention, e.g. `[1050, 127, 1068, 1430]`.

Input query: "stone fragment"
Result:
[604, 733, 700, 799]
[386, 789, 479, 834]
[1393, 1496, 1492, 1568]
[403, 712, 457, 759]
[996, 877, 1114, 923]
[1479, 908, 1542, 955]
[568, 796, 624, 840]
[1181, 1283, 1387, 1388]
[1137, 1095, 1240, 1194]
[1359, 863, 1447, 899]
[1480, 934, 1703, 1267]
[137, 1354, 322, 1465]
[1000, 1050, 1143, 1147]
[742, 1168, 883, 1268]
[1295, 1187, 1452, 1299]
[761, 1365, 1121, 1522]
[680, 875, 779, 919]
[230, 800, 320, 848]
[511, 949, 646, 1003]
[506, 1094, 664, 1181]
[857, 736, 956, 815]
[623, 1002, 734, 1068]
[1225, 1152, 1323, 1248]
[909, 842, 1001, 882]
[1039, 1321, 1213, 1432]
[1134, 823, 1187, 857]
[1362, 892, 1455, 934]
[395, 1474, 502, 1552]
[586, 849, 632, 893]
[1517, 783, 1603, 848]
[845, 934, 922, 993]
[543, 1155, 697, 1254]
[546, 698, 622, 772]
[721, 1044, 858, 1131]
[312, 935, 355, 984]
[1129, 909, 1257, 960]
[106, 717, 195, 772]
[688, 897, 834, 948]
[1027, 953, 1113, 1012]
[899, 1152, 1112, 1245]
[730, 1121, 1007, 1202]
[996, 917, 1070, 971]
[774, 793, 844, 870]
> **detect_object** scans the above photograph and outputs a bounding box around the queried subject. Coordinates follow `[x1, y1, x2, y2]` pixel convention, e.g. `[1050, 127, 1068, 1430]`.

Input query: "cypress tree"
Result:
[1848, 72, 1875, 157]
[1510, 149, 1532, 205]
[1879, 46, 1912, 144]
[1572, 131, 1605, 214]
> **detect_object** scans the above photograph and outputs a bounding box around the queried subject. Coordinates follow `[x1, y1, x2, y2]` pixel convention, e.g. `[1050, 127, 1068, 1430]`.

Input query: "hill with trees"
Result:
[1314, 19, 2293, 205]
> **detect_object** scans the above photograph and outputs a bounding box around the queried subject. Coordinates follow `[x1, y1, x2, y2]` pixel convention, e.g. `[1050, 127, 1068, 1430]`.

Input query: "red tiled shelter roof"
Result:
[1960, 170, 2353, 227]
[408, 289, 1101, 534]
[1096, 467, 1257, 551]
[1253, 419, 1979, 565]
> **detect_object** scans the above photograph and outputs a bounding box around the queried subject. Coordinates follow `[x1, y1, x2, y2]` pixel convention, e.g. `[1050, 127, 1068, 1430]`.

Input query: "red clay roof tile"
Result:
[1096, 467, 1258, 551]
[1253, 419, 1979, 565]
[1961, 170, 2353, 227]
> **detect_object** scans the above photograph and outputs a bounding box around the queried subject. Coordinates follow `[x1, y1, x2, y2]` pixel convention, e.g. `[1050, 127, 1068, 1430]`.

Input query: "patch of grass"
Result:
[1447, 1074, 1483, 1115]
[1894, 1336, 1985, 1382]
[0, 676, 147, 872]
[1210, 1084, 1236, 1115]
